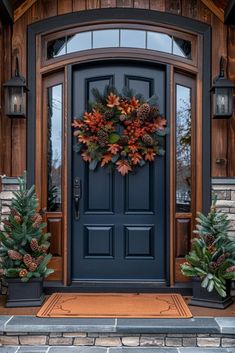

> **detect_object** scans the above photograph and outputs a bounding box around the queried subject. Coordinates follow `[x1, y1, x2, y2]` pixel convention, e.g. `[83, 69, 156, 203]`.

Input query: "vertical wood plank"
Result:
[73, 0, 86, 10]
[101, 0, 116, 7]
[41, 0, 58, 18]
[58, 0, 73, 14]
[211, 15, 228, 177]
[0, 22, 12, 176]
[165, 0, 181, 15]
[150, 0, 165, 11]
[227, 26, 235, 177]
[116, 0, 133, 7]
[134, 0, 149, 9]
[199, 1, 212, 24]
[86, 0, 101, 9]
[11, 8, 31, 176]
[182, 0, 199, 19]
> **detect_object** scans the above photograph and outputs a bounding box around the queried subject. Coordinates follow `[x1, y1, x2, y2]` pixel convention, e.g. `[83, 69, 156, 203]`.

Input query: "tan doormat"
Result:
[37, 293, 192, 318]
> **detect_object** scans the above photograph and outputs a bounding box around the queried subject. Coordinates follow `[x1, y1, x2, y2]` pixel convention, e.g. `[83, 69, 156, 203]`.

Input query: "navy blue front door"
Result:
[72, 63, 166, 282]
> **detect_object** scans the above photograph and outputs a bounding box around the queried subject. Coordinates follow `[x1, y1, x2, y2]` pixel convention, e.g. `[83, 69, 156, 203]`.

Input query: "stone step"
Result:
[0, 347, 235, 353]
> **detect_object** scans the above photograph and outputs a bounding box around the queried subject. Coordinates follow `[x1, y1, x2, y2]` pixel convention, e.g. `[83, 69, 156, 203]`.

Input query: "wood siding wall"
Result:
[0, 0, 234, 177]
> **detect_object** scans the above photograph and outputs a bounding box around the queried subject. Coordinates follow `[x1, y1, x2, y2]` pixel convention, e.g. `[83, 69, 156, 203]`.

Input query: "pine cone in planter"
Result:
[30, 238, 39, 252]
[28, 262, 37, 272]
[19, 269, 28, 278]
[8, 250, 22, 261]
[204, 234, 215, 247]
[23, 254, 33, 267]
[32, 214, 43, 228]
[35, 255, 44, 265]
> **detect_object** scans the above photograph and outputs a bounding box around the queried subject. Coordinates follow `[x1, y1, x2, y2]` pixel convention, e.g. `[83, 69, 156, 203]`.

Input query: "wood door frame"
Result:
[27, 8, 211, 288]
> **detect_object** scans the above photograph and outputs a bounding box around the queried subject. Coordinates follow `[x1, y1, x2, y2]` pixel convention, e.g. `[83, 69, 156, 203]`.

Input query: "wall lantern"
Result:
[211, 57, 235, 119]
[3, 57, 28, 118]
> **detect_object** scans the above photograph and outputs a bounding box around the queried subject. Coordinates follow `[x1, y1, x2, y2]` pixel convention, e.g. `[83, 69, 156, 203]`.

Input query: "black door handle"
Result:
[74, 177, 81, 220]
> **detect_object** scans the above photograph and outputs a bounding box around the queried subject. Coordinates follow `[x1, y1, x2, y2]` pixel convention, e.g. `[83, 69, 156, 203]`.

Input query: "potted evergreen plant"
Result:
[0, 173, 54, 307]
[181, 198, 235, 309]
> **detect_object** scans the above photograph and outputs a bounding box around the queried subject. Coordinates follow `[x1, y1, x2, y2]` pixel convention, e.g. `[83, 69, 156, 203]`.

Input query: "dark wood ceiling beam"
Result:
[225, 0, 235, 24]
[0, 0, 13, 23]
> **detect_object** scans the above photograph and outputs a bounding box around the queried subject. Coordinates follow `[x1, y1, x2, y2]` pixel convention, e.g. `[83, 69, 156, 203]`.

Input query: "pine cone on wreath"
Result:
[149, 106, 159, 120]
[97, 130, 109, 147]
[142, 133, 154, 146]
[19, 269, 28, 278]
[103, 110, 114, 120]
[8, 250, 22, 261]
[30, 238, 39, 252]
[119, 135, 129, 146]
[137, 103, 150, 120]
[23, 254, 33, 267]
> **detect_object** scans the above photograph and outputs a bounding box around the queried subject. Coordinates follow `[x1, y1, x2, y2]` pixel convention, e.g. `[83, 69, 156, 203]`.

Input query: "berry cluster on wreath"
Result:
[72, 87, 167, 176]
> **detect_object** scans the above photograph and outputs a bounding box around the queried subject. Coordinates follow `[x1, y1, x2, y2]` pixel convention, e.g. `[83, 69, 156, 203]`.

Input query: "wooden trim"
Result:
[14, 0, 38, 22]
[200, 0, 224, 23]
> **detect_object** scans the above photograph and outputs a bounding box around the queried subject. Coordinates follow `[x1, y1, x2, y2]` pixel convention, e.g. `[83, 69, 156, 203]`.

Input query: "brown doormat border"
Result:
[37, 293, 192, 318]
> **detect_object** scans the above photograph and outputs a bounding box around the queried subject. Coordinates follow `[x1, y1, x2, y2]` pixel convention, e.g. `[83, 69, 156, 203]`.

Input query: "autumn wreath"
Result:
[72, 88, 167, 176]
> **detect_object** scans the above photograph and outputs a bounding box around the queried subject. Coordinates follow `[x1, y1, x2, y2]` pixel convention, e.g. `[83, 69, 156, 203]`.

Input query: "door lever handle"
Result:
[74, 177, 81, 220]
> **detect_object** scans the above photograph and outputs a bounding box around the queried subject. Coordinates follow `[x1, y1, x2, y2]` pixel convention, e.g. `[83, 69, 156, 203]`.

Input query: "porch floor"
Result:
[0, 295, 234, 317]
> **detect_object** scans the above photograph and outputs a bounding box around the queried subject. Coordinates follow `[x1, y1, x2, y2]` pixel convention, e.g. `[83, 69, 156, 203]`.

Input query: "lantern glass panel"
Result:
[213, 87, 232, 117]
[5, 86, 26, 116]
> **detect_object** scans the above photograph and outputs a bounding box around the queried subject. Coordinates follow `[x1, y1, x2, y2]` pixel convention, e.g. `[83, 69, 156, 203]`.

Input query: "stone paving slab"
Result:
[4, 317, 116, 332]
[116, 318, 220, 334]
[215, 318, 235, 334]
[0, 316, 12, 331]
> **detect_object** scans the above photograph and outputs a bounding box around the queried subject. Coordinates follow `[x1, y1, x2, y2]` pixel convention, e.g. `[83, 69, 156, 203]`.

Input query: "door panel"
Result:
[72, 63, 166, 282]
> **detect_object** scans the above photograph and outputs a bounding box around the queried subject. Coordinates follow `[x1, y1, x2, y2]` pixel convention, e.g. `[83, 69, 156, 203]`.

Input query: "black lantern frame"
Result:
[3, 58, 28, 118]
[211, 57, 235, 119]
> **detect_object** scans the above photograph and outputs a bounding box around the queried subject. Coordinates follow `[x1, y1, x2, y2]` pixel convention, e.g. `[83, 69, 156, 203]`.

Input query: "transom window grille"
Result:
[47, 29, 192, 60]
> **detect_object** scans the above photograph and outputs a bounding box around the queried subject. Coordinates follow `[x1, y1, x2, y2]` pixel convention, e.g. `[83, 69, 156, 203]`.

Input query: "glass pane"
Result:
[67, 32, 92, 53]
[147, 32, 172, 53]
[47, 37, 66, 59]
[176, 84, 192, 212]
[47, 84, 63, 211]
[120, 29, 146, 48]
[93, 29, 119, 48]
[173, 37, 192, 59]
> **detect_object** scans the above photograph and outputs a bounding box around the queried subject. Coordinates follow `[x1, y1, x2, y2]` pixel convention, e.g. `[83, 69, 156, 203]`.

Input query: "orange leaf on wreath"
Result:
[145, 149, 156, 161]
[72, 119, 83, 128]
[107, 93, 120, 108]
[116, 160, 132, 176]
[154, 116, 167, 130]
[129, 97, 140, 110]
[129, 145, 139, 153]
[81, 152, 91, 162]
[108, 144, 120, 155]
[130, 153, 142, 165]
[118, 102, 131, 115]
[78, 135, 91, 145]
[101, 153, 113, 167]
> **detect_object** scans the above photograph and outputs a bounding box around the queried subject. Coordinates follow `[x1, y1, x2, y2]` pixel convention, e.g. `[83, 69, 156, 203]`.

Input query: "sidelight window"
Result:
[47, 84, 63, 212]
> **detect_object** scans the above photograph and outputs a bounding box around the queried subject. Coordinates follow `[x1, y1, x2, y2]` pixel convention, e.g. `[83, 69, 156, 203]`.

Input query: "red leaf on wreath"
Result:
[145, 149, 156, 161]
[101, 153, 113, 167]
[108, 144, 120, 155]
[116, 160, 132, 176]
[107, 93, 120, 108]
[81, 152, 92, 162]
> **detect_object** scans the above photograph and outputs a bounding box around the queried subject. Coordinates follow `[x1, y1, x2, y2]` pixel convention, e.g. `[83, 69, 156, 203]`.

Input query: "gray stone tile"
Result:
[109, 349, 178, 353]
[215, 318, 235, 334]
[116, 318, 220, 334]
[5, 316, 116, 332]
[0, 347, 18, 353]
[179, 349, 231, 353]
[18, 347, 48, 353]
[0, 316, 13, 330]
[48, 347, 107, 353]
